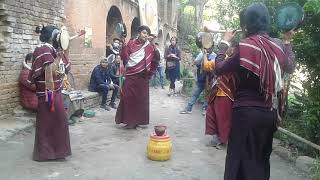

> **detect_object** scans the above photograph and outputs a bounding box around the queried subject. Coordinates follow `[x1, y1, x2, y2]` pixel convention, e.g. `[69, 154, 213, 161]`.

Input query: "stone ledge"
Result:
[81, 90, 100, 99]
[81, 90, 102, 109]
[0, 90, 103, 141]
[296, 156, 315, 173]
[273, 138, 316, 174]
[0, 119, 33, 142]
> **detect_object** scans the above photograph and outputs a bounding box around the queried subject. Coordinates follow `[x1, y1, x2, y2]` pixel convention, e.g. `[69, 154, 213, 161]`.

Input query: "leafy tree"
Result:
[177, 0, 208, 56]
[291, 0, 320, 146]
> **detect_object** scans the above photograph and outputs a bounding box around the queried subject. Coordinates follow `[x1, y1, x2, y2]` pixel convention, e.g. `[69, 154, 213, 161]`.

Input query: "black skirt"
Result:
[224, 106, 277, 180]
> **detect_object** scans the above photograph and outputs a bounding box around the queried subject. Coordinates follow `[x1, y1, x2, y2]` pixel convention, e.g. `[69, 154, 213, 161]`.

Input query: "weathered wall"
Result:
[0, 0, 64, 120]
[158, 0, 178, 53]
[0, 0, 179, 121]
[64, 0, 140, 89]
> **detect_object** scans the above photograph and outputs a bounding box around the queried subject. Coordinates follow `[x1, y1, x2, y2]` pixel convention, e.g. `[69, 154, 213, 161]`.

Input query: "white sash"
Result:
[127, 41, 150, 67]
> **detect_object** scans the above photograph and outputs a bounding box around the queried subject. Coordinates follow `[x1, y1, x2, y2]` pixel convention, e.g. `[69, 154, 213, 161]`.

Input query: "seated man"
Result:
[108, 55, 121, 101]
[62, 88, 85, 125]
[106, 38, 121, 57]
[19, 53, 38, 111]
[89, 57, 118, 110]
[57, 47, 84, 125]
[109, 55, 121, 87]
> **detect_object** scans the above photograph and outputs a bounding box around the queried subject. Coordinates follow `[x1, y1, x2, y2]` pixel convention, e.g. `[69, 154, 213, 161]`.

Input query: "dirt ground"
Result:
[0, 88, 309, 180]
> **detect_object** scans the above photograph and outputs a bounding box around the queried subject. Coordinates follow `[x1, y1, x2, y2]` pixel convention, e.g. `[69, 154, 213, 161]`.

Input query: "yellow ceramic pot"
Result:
[147, 134, 172, 161]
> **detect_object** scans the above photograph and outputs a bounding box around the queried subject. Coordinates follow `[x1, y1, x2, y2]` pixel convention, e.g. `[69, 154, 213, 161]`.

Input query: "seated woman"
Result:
[19, 53, 38, 111]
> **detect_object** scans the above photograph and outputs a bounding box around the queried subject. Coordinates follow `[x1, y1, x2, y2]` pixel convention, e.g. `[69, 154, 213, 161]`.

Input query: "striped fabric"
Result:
[217, 74, 237, 101]
[121, 39, 155, 76]
[239, 34, 286, 101]
[28, 43, 64, 96]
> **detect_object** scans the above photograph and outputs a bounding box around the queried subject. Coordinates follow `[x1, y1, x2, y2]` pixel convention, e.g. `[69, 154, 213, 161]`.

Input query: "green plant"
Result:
[310, 158, 320, 180]
[180, 65, 195, 96]
[178, 11, 200, 56]
[279, 91, 320, 157]
[150, 72, 169, 87]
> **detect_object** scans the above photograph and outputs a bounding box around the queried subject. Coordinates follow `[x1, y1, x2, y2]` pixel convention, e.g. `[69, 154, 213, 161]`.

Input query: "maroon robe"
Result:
[206, 46, 237, 144]
[29, 43, 71, 161]
[115, 39, 158, 128]
[205, 74, 236, 144]
[213, 35, 295, 180]
[205, 96, 232, 144]
[19, 68, 38, 111]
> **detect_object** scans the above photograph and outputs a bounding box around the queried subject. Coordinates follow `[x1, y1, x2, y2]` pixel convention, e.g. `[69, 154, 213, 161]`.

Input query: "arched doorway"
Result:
[167, 0, 173, 25]
[158, 0, 165, 21]
[157, 29, 163, 50]
[165, 33, 171, 48]
[130, 17, 140, 39]
[106, 6, 123, 44]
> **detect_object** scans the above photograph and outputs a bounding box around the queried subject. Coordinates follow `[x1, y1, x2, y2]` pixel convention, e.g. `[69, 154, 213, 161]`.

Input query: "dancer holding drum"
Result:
[30, 25, 72, 161]
[203, 2, 300, 179]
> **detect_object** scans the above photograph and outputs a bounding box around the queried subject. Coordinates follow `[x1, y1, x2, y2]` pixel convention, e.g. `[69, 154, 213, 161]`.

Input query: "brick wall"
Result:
[0, 0, 179, 121]
[64, 0, 178, 91]
[0, 0, 64, 120]
[64, 0, 140, 90]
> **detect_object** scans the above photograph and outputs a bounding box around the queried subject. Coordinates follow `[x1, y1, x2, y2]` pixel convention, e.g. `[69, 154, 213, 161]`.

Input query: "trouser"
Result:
[205, 96, 232, 144]
[169, 80, 175, 89]
[224, 107, 276, 180]
[152, 66, 165, 87]
[97, 85, 119, 105]
[186, 82, 207, 111]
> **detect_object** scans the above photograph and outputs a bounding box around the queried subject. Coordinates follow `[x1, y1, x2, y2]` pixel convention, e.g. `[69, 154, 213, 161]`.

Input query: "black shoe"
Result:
[109, 103, 117, 109]
[68, 118, 76, 125]
[100, 104, 111, 111]
[123, 125, 136, 129]
[180, 109, 192, 114]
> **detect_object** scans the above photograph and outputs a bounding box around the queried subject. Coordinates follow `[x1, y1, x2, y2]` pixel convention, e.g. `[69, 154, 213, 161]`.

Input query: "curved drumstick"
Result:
[203, 26, 242, 33]
[69, 30, 86, 40]
[208, 29, 242, 33]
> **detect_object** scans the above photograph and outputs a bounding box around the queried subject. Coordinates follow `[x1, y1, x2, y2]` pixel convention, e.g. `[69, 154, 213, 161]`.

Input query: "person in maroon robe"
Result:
[204, 47, 237, 149]
[115, 25, 159, 129]
[205, 3, 296, 179]
[19, 53, 38, 111]
[29, 25, 71, 161]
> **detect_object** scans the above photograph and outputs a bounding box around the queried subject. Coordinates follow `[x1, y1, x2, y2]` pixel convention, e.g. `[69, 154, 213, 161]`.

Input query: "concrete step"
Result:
[0, 90, 101, 141]
[0, 119, 33, 141]
[15, 116, 35, 124]
[13, 106, 36, 118]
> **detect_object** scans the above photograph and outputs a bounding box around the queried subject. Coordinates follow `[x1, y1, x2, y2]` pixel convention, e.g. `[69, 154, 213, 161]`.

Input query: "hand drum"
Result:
[196, 32, 214, 49]
[276, 2, 304, 32]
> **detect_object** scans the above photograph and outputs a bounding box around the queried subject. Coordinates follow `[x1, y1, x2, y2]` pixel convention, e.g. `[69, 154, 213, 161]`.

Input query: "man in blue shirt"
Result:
[180, 46, 216, 115]
[89, 57, 117, 110]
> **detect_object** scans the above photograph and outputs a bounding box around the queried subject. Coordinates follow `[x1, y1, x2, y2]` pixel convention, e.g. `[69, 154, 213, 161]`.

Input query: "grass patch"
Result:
[311, 158, 320, 180]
